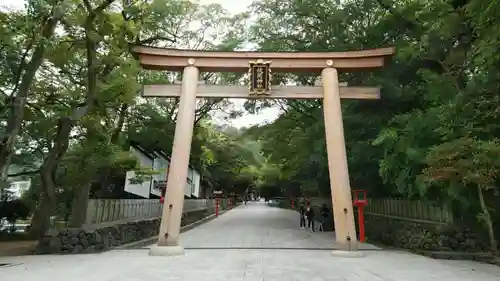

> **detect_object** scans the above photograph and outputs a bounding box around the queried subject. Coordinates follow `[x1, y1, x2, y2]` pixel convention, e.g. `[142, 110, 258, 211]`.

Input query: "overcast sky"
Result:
[0, 0, 281, 128]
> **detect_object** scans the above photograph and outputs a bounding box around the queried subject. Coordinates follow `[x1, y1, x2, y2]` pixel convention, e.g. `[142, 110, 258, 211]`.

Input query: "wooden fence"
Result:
[304, 197, 453, 225]
[364, 198, 453, 225]
[84, 198, 221, 227]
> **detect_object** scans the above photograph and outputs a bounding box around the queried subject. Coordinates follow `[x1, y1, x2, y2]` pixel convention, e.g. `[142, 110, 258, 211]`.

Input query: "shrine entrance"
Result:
[131, 46, 395, 256]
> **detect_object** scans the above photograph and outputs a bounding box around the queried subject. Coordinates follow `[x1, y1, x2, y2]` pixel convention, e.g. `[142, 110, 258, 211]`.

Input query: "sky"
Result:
[0, 0, 281, 128]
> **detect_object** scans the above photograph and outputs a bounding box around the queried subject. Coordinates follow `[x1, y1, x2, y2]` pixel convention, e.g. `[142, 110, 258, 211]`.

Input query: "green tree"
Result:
[421, 138, 500, 255]
[0, 0, 69, 195]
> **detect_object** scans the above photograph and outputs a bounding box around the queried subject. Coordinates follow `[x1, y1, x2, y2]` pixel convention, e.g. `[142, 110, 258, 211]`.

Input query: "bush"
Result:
[0, 199, 31, 224]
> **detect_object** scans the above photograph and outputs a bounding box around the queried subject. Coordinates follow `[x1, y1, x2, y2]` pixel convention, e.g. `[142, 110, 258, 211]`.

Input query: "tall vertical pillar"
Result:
[321, 65, 359, 254]
[149, 62, 199, 256]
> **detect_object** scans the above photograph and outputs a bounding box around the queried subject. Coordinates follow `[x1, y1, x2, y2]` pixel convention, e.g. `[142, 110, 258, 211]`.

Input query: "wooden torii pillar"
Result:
[131, 46, 395, 256]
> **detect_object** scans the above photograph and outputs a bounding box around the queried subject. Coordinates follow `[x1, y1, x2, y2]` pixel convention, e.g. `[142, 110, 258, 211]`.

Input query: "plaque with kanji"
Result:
[248, 59, 272, 95]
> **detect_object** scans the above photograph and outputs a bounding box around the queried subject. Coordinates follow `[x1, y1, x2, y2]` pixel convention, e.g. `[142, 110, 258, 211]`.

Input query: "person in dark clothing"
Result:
[299, 205, 306, 228]
[319, 204, 330, 231]
[306, 206, 315, 231]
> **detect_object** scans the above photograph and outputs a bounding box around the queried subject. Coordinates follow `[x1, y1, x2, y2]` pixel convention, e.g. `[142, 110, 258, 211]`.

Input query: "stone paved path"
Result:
[1, 202, 500, 281]
[178, 201, 377, 250]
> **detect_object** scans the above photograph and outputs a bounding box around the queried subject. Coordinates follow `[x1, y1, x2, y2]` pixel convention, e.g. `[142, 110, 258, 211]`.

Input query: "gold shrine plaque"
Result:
[248, 59, 272, 95]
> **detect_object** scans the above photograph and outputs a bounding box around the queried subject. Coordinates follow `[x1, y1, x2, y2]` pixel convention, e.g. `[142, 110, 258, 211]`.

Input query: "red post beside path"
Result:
[352, 189, 368, 243]
[215, 198, 220, 217]
[290, 199, 294, 209]
[358, 206, 365, 242]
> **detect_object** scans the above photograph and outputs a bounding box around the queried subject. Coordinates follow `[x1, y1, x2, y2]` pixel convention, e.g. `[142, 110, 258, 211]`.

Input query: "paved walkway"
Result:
[177, 201, 377, 250]
[2, 202, 500, 281]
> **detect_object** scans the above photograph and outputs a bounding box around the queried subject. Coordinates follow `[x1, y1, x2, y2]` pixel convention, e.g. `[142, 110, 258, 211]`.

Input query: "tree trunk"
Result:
[28, 119, 71, 238]
[28, 195, 53, 239]
[69, 183, 92, 228]
[477, 185, 499, 256]
[0, 5, 66, 189]
[97, 104, 129, 197]
[29, 118, 74, 237]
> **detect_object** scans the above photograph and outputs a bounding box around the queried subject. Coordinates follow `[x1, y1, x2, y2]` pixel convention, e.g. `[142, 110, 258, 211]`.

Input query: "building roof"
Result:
[128, 140, 197, 171]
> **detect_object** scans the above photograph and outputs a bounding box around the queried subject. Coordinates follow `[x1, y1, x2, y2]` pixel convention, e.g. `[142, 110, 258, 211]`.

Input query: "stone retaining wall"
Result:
[365, 214, 488, 252]
[36, 209, 210, 254]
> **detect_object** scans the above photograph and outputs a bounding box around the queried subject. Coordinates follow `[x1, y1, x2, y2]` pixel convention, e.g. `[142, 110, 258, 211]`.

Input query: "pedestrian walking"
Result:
[319, 204, 330, 231]
[306, 205, 315, 231]
[299, 204, 306, 229]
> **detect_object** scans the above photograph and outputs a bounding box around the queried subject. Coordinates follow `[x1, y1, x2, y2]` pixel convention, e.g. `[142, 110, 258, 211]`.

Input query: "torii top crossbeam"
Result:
[131, 45, 395, 73]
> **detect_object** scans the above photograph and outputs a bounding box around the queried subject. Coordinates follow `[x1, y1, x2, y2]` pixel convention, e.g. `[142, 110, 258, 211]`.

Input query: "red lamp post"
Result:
[157, 181, 167, 204]
[213, 190, 223, 217]
[215, 198, 220, 216]
[352, 190, 368, 242]
[229, 192, 235, 209]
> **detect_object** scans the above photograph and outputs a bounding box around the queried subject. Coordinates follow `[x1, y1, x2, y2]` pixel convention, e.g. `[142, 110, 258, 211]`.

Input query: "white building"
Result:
[123, 144, 201, 199]
[8, 180, 31, 199]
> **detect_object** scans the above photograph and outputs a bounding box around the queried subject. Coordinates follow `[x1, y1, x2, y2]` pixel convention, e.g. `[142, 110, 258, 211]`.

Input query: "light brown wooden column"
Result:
[322, 66, 359, 252]
[149, 63, 199, 256]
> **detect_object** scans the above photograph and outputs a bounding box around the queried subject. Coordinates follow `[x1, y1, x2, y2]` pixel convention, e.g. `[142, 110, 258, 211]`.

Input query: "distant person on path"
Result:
[299, 204, 306, 229]
[319, 204, 330, 231]
[306, 205, 315, 231]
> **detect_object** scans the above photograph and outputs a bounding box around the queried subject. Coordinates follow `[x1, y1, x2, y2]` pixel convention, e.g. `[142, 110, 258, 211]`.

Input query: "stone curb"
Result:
[117, 208, 233, 249]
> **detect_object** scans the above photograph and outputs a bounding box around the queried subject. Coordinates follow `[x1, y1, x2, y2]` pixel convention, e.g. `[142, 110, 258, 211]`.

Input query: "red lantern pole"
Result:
[352, 189, 368, 243]
[215, 198, 220, 217]
[358, 205, 365, 242]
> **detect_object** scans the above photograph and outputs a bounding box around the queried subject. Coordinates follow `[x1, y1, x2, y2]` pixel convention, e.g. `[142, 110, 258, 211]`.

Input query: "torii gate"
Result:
[131, 46, 395, 256]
